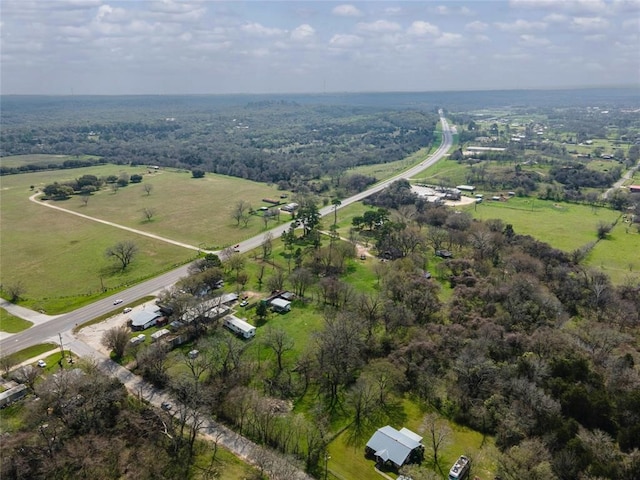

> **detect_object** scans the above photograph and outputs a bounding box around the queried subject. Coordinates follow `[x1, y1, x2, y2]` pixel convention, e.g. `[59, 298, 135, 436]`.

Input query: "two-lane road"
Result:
[0, 113, 453, 357]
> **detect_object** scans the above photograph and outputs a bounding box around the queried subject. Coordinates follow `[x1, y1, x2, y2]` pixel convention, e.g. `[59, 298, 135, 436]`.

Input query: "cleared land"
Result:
[1, 164, 288, 311]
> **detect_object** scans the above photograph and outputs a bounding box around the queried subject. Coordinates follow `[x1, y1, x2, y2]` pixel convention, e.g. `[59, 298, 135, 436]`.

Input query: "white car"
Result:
[123, 307, 132, 313]
[37, 360, 46, 368]
[113, 299, 123, 305]
[240, 300, 249, 307]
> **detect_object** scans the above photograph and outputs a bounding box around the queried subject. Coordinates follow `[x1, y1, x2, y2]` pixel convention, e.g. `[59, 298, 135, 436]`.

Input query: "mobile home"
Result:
[223, 315, 256, 339]
[448, 455, 471, 480]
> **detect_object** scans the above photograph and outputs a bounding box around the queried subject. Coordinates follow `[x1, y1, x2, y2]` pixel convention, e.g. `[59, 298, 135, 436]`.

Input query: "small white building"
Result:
[270, 298, 291, 313]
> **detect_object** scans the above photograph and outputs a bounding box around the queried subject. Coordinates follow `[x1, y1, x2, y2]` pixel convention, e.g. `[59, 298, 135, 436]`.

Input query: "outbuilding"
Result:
[365, 426, 424, 469]
[270, 298, 291, 313]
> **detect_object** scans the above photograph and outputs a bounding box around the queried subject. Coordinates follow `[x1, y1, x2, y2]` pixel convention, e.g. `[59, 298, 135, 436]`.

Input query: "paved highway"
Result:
[0, 113, 453, 357]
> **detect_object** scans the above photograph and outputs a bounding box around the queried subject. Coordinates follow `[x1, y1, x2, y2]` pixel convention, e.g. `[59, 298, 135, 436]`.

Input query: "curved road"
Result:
[0, 113, 453, 357]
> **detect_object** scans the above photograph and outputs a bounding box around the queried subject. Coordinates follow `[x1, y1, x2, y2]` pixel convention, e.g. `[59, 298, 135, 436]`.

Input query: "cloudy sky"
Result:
[1, 0, 639, 95]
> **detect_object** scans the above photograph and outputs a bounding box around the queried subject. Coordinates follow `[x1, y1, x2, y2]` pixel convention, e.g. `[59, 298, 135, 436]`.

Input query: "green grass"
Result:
[74, 296, 155, 332]
[0, 154, 99, 168]
[0, 308, 33, 333]
[326, 396, 498, 480]
[4, 343, 58, 364]
[469, 197, 621, 252]
[0, 165, 288, 312]
[412, 157, 469, 186]
[585, 220, 640, 284]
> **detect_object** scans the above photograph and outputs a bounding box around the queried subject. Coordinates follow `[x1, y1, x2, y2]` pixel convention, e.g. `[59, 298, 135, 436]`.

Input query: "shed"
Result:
[130, 308, 162, 331]
[270, 298, 291, 313]
[365, 426, 424, 469]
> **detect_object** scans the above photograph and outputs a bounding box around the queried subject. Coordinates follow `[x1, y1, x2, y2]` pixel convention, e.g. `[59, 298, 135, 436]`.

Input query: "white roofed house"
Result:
[365, 425, 424, 470]
[270, 297, 291, 313]
[129, 308, 163, 331]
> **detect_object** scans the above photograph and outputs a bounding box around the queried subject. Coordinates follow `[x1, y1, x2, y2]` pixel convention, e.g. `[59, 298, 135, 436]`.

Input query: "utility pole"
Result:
[58, 333, 65, 360]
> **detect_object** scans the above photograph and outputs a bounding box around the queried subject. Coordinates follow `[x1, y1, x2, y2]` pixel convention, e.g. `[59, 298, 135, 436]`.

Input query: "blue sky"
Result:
[1, 0, 639, 94]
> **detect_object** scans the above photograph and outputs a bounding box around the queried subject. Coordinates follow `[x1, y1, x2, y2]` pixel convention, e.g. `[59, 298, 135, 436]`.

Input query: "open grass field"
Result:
[0, 164, 288, 312]
[5, 343, 58, 364]
[585, 220, 640, 284]
[0, 308, 33, 333]
[0, 154, 99, 168]
[468, 196, 622, 252]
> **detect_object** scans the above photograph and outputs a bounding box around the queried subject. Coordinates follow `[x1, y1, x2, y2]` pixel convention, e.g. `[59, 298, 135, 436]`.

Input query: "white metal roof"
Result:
[366, 426, 422, 467]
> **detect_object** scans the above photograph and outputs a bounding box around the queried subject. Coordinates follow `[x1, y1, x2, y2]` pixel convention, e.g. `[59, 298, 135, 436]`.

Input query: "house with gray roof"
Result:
[129, 308, 163, 331]
[365, 425, 424, 469]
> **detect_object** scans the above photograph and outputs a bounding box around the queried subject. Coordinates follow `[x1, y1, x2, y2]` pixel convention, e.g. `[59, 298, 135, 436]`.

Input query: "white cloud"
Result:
[332, 4, 363, 17]
[544, 13, 568, 23]
[240, 22, 286, 37]
[570, 16, 610, 32]
[408, 21, 440, 36]
[509, 0, 608, 14]
[291, 24, 315, 42]
[434, 32, 464, 47]
[356, 20, 402, 34]
[329, 33, 363, 48]
[96, 5, 129, 23]
[495, 19, 548, 32]
[465, 20, 488, 32]
[519, 34, 552, 47]
[622, 17, 640, 29]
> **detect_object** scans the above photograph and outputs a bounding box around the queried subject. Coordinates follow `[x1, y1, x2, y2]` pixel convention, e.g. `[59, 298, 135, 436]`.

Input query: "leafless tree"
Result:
[420, 413, 452, 471]
[105, 241, 138, 270]
[5, 281, 25, 303]
[143, 183, 153, 196]
[142, 207, 156, 222]
[263, 327, 294, 374]
[288, 267, 314, 297]
[0, 355, 17, 376]
[261, 232, 274, 260]
[80, 193, 90, 206]
[231, 200, 251, 226]
[101, 325, 130, 359]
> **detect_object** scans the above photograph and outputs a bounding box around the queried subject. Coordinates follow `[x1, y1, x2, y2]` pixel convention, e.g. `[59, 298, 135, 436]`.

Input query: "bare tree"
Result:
[0, 355, 17, 376]
[288, 267, 314, 298]
[80, 193, 90, 206]
[261, 232, 274, 260]
[105, 241, 138, 270]
[263, 327, 294, 374]
[101, 326, 130, 359]
[143, 183, 153, 196]
[5, 281, 25, 303]
[142, 207, 156, 222]
[231, 200, 251, 226]
[420, 413, 451, 471]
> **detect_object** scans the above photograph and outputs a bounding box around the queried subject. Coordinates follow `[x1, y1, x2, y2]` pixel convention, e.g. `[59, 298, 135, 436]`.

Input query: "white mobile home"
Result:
[223, 315, 256, 339]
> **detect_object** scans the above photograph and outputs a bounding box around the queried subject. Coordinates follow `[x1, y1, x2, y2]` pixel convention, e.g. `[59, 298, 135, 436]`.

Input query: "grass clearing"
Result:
[5, 343, 58, 364]
[0, 154, 99, 168]
[585, 220, 640, 284]
[0, 308, 33, 333]
[469, 197, 622, 252]
[0, 165, 287, 312]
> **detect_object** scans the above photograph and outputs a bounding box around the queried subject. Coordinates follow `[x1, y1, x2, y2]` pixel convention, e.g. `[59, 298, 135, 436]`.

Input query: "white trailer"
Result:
[223, 315, 256, 339]
[448, 455, 471, 480]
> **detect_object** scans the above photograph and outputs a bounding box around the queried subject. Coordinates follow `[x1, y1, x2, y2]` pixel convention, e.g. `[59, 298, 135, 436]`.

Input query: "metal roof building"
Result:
[365, 425, 424, 469]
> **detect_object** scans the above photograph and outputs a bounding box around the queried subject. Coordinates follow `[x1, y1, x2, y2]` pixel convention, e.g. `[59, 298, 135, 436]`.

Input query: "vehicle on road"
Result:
[113, 299, 123, 305]
[37, 360, 46, 368]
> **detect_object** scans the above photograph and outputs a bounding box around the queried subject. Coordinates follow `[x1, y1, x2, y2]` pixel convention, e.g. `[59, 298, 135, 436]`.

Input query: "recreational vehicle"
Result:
[448, 455, 471, 480]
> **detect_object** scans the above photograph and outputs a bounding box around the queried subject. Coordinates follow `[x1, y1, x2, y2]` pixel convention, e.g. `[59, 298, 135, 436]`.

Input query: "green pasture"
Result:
[0, 308, 33, 333]
[469, 197, 622, 252]
[412, 157, 469, 186]
[585, 220, 640, 284]
[0, 154, 99, 168]
[40, 166, 290, 249]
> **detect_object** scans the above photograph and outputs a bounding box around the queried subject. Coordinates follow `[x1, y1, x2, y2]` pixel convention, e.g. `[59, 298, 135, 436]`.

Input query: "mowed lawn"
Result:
[0, 165, 286, 312]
